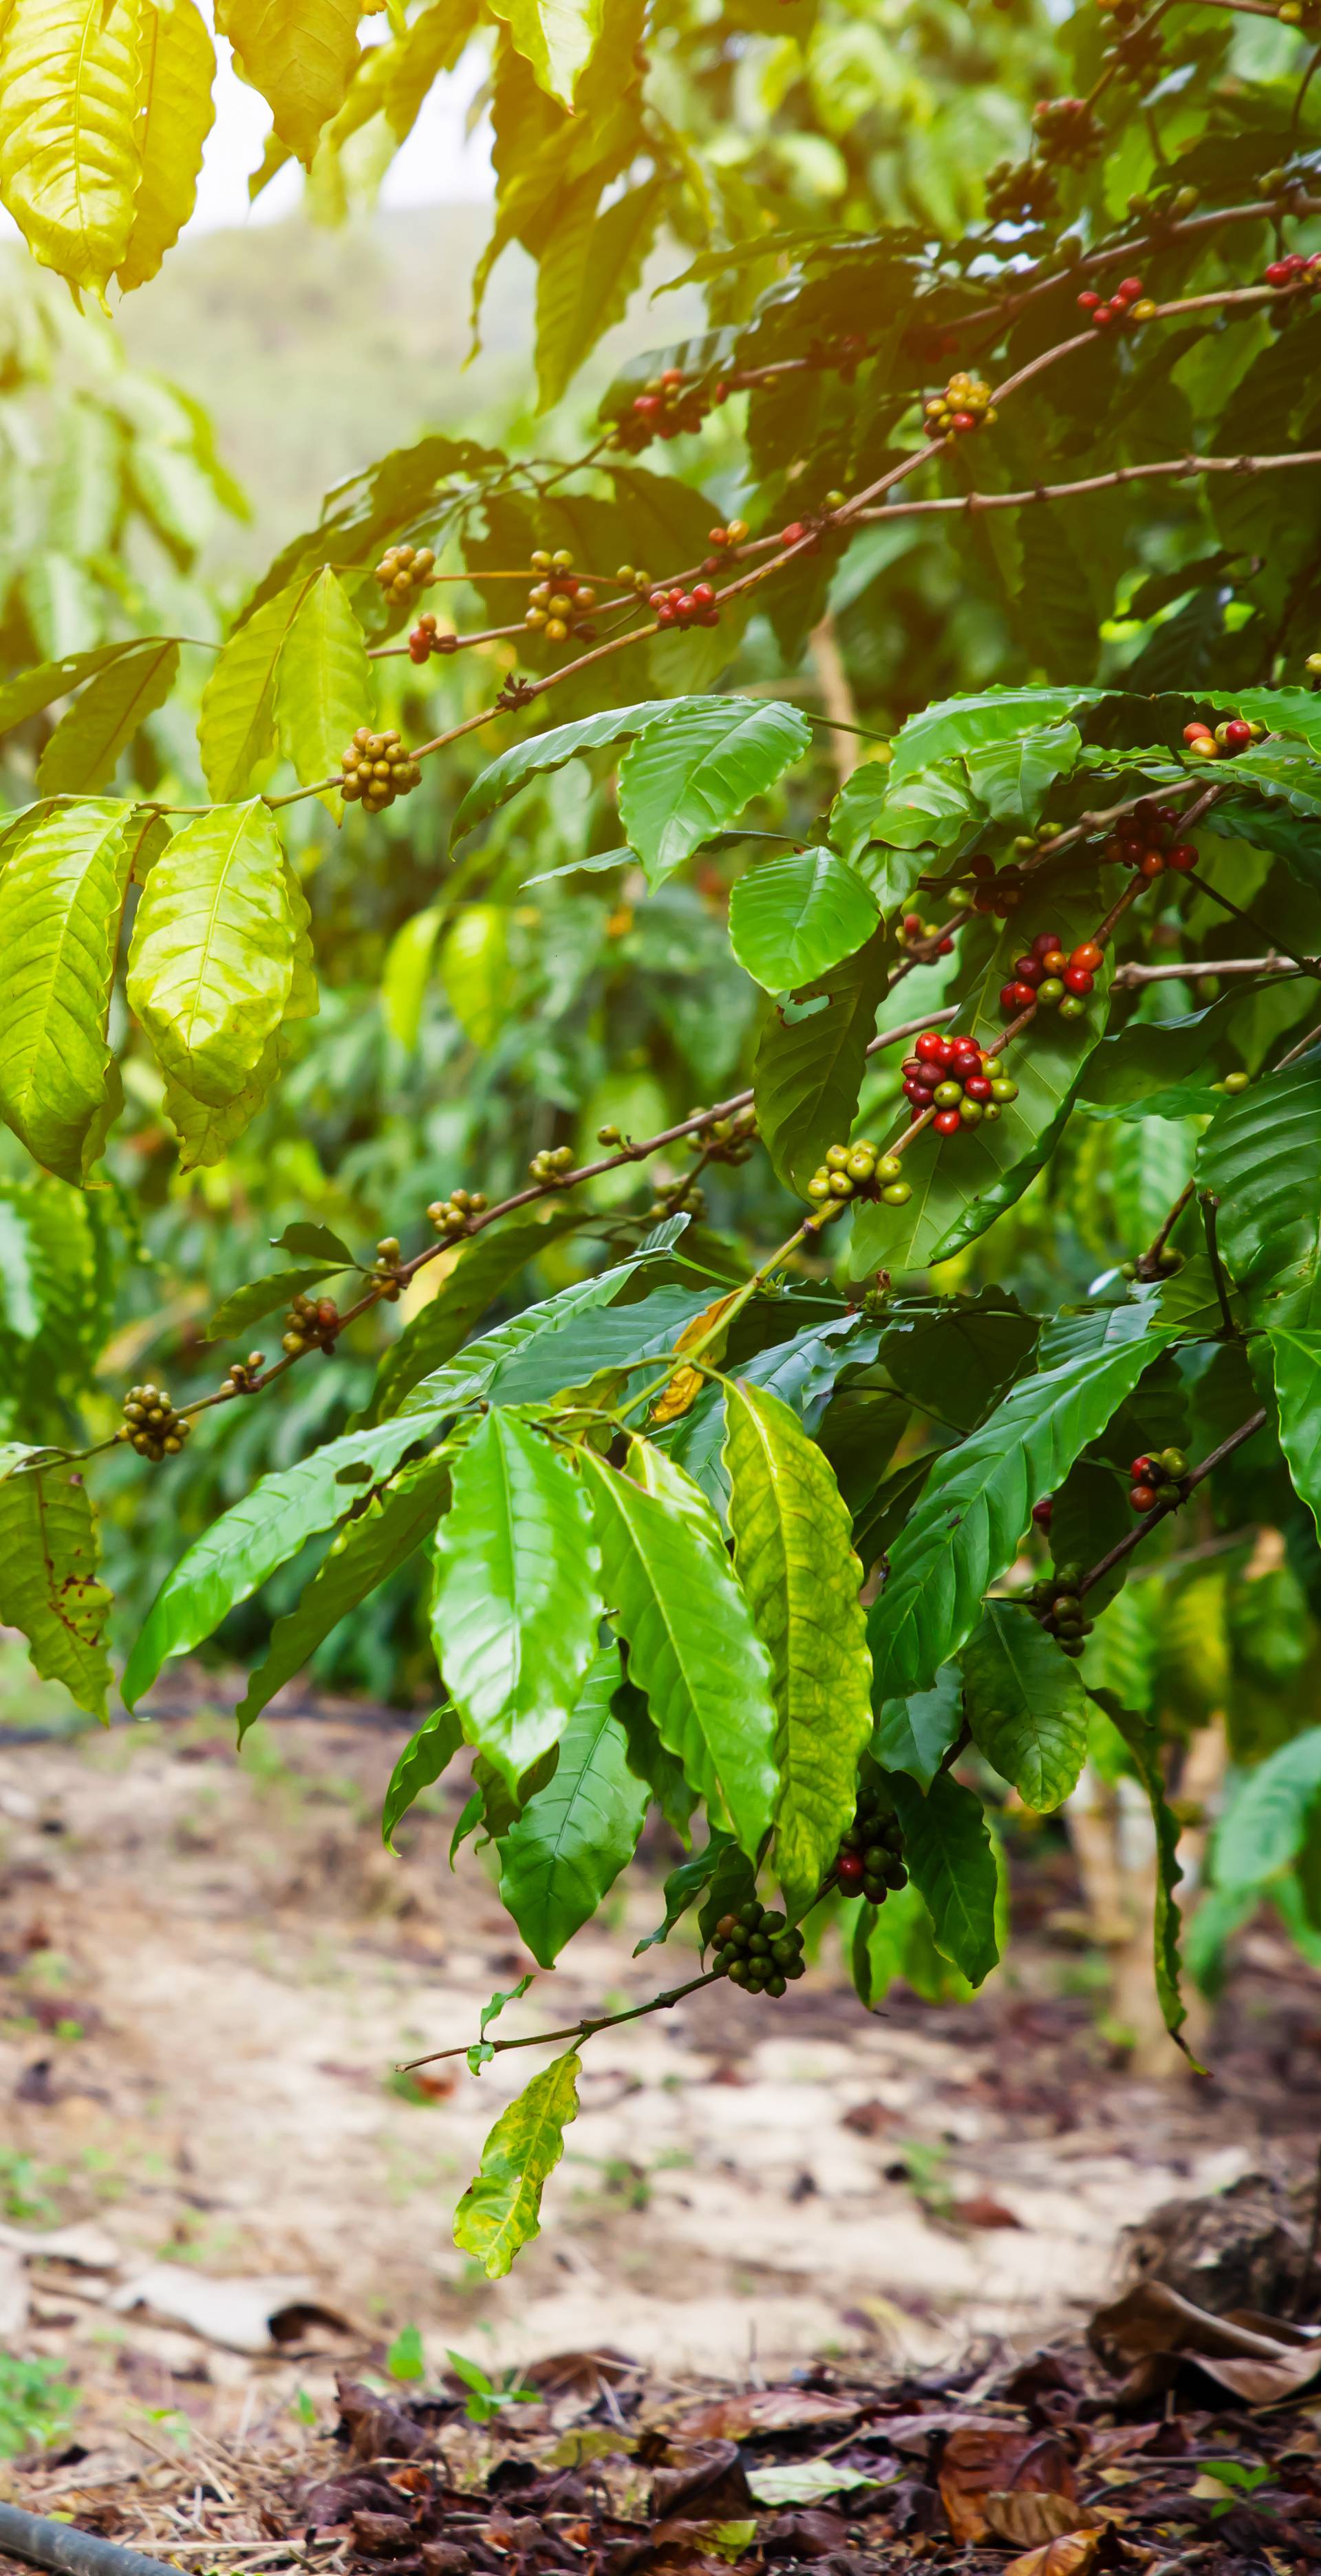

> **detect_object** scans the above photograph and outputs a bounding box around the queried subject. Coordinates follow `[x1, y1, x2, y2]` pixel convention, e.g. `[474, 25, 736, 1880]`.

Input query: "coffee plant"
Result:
[2, 0, 1321, 2273]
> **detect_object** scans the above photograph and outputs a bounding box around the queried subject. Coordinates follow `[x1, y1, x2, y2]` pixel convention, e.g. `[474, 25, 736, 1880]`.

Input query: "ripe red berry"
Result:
[950, 409, 977, 433]
[781, 522, 806, 545]
[691, 581, 715, 607]
[1117, 276, 1143, 301]
[903, 913, 923, 934]
[1012, 955, 1044, 987]
[656, 604, 676, 625]
[1077, 290, 1101, 310]
[676, 594, 695, 618]
[837, 1852, 865, 1885]
[963, 1073, 993, 1101]
[1031, 1496, 1053, 1530]
[1223, 718, 1252, 750]
[660, 367, 685, 388]
[1062, 964, 1094, 995]
[970, 853, 994, 879]
[999, 982, 1022, 1013]
[1183, 720, 1213, 744]
[634, 393, 663, 418]
[915, 1031, 948, 1062]
[1071, 941, 1104, 972]
[1007, 980, 1038, 1010]
[933, 1108, 963, 1135]
[1092, 305, 1115, 328]
[408, 628, 432, 663]
[1266, 261, 1291, 286]
[1139, 851, 1166, 879]
[938, 936, 954, 954]
[1130, 1483, 1158, 1514]
[1130, 1455, 1156, 1479]
[1032, 930, 1062, 957]
[1166, 841, 1197, 872]
[903, 1078, 934, 1106]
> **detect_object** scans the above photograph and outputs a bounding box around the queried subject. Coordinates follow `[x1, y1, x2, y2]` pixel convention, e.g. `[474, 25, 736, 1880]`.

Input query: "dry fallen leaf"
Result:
[938, 2426, 1072, 2542]
[952, 2193, 1023, 2229]
[1002, 2532, 1100, 2576]
[981, 2491, 1093, 2546]
[1090, 2279, 1321, 2405]
[672, 2389, 861, 2441]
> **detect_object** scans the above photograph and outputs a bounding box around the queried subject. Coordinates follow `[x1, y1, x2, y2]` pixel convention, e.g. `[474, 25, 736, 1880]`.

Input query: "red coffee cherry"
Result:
[1012, 955, 1044, 986]
[1129, 1483, 1158, 1514]
[963, 1073, 993, 1100]
[1071, 941, 1104, 972]
[1139, 851, 1166, 879]
[1223, 718, 1252, 751]
[1032, 930, 1063, 957]
[1130, 1455, 1157, 1479]
[1166, 841, 1197, 872]
[781, 522, 806, 544]
[837, 1852, 866, 1886]
[1062, 964, 1094, 995]
[933, 1107, 963, 1135]
[1032, 1496, 1054, 1530]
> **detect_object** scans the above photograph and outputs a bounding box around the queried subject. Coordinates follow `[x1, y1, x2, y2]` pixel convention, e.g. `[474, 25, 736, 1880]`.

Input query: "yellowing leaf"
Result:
[218, 0, 359, 167]
[0, 1459, 112, 1717]
[126, 800, 297, 1108]
[0, 799, 133, 1181]
[35, 639, 179, 793]
[649, 1291, 738, 1427]
[198, 575, 314, 800]
[453, 2047, 581, 2275]
[384, 0, 477, 137]
[117, 0, 215, 291]
[488, 0, 603, 107]
[275, 565, 372, 811]
[0, 0, 147, 301]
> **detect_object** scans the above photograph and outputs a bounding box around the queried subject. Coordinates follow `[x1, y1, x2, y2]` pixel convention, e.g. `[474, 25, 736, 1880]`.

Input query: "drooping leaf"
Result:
[618, 699, 813, 888]
[580, 1438, 778, 1853]
[872, 1664, 963, 1790]
[35, 641, 180, 793]
[495, 0, 602, 105]
[868, 1308, 1166, 1702]
[0, 1459, 112, 1717]
[126, 800, 296, 1108]
[217, 0, 359, 164]
[453, 2046, 581, 2277]
[728, 847, 879, 994]
[633, 1829, 734, 1953]
[368, 1208, 584, 1421]
[275, 566, 372, 810]
[753, 927, 890, 1194]
[121, 1412, 447, 1706]
[0, 799, 133, 1182]
[885, 1768, 999, 1986]
[383, 1704, 464, 1852]
[535, 175, 663, 410]
[498, 1644, 649, 1965]
[451, 699, 676, 844]
[237, 1450, 453, 1737]
[430, 1413, 601, 1798]
[116, 0, 215, 288]
[1197, 1061, 1321, 1328]
[723, 1380, 871, 1920]
[961, 1596, 1087, 1812]
[1088, 1686, 1194, 2054]
[0, 0, 146, 299]
[198, 576, 314, 800]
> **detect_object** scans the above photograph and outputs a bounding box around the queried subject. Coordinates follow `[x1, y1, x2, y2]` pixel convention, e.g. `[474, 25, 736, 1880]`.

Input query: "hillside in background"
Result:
[118, 203, 698, 579]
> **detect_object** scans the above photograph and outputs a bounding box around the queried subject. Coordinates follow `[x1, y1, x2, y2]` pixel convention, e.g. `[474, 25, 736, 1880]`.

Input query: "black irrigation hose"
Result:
[0, 2502, 184, 2576]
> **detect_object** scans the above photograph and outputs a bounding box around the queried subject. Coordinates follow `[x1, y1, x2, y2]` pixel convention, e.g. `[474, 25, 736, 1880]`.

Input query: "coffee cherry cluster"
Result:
[1128, 1448, 1188, 1514]
[1025, 1561, 1094, 1658]
[427, 1187, 488, 1237]
[1077, 274, 1156, 329]
[341, 729, 422, 812]
[1118, 1245, 1183, 1281]
[923, 372, 996, 439]
[529, 1143, 577, 1186]
[1264, 248, 1321, 287]
[1102, 797, 1197, 877]
[613, 367, 713, 449]
[118, 1383, 192, 1460]
[985, 156, 1060, 226]
[1000, 928, 1100, 1022]
[900, 910, 956, 957]
[706, 518, 749, 555]
[684, 1105, 756, 1163]
[710, 1899, 805, 1995]
[834, 1786, 907, 1904]
[1032, 96, 1104, 164]
[804, 1138, 912, 1217]
[526, 549, 596, 645]
[407, 612, 460, 664]
[281, 1293, 340, 1359]
[219, 1351, 265, 1396]
[903, 1029, 1018, 1133]
[965, 851, 1031, 915]
[649, 581, 719, 630]
[613, 564, 656, 599]
[374, 543, 435, 604]
[1183, 714, 1268, 761]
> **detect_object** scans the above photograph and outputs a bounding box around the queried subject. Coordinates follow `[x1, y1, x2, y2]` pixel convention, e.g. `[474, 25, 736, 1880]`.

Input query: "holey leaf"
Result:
[126, 801, 297, 1109]
[1197, 1060, 1321, 1327]
[580, 1439, 779, 1854]
[275, 566, 372, 810]
[498, 1644, 649, 1966]
[723, 1381, 872, 1920]
[0, 0, 147, 299]
[729, 848, 880, 994]
[618, 699, 813, 888]
[116, 0, 215, 290]
[453, 2047, 581, 2278]
[430, 1413, 602, 1799]
[850, 878, 1110, 1279]
[0, 799, 134, 1182]
[0, 1460, 112, 1718]
[960, 1598, 1087, 1812]
[217, 0, 359, 165]
[868, 1307, 1166, 1704]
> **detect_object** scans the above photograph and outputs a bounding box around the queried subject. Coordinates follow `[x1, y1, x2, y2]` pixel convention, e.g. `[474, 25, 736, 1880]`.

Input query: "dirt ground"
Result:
[2, 1639, 1320, 2458]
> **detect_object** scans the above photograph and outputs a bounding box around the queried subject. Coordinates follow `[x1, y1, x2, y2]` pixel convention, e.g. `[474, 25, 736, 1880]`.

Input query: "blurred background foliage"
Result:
[1, 0, 1319, 2001]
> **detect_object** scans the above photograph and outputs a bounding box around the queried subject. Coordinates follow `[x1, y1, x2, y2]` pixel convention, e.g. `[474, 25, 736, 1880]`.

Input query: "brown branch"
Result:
[858, 447, 1321, 522]
[400, 1967, 722, 2071]
[1080, 1410, 1268, 1598]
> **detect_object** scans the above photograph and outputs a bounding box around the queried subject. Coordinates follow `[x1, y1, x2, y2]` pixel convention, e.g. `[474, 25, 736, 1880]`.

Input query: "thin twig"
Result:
[1080, 1410, 1268, 1597]
[400, 1968, 721, 2072]
[1199, 1191, 1239, 1337]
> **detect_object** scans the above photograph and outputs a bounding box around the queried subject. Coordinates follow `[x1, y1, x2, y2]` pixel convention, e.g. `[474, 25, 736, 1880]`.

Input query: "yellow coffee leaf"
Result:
[649, 1292, 739, 1427]
[0, 0, 147, 301]
[218, 0, 360, 167]
[117, 0, 215, 291]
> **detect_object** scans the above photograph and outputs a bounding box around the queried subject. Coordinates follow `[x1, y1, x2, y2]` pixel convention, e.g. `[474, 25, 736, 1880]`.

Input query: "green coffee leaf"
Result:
[430, 1413, 602, 1798]
[961, 1597, 1087, 1811]
[35, 640, 180, 793]
[369, 1207, 584, 1421]
[204, 1262, 348, 1341]
[383, 1703, 464, 1851]
[634, 1831, 735, 1953]
[398, 1253, 674, 1421]
[272, 1222, 358, 1264]
[126, 801, 296, 1108]
[963, 721, 1080, 825]
[580, 1438, 778, 1854]
[0, 1461, 111, 1718]
[872, 1664, 963, 1790]
[453, 2046, 581, 2277]
[723, 1380, 872, 1920]
[869, 1309, 1165, 1702]
[1268, 1325, 1321, 1543]
[887, 1768, 999, 1986]
[0, 640, 175, 739]
[618, 699, 813, 888]
[1088, 1686, 1194, 2055]
[451, 699, 677, 845]
[753, 927, 890, 1194]
[275, 566, 372, 809]
[1213, 1728, 1321, 1895]
[887, 688, 1097, 784]
[0, 799, 133, 1181]
[1197, 1061, 1321, 1327]
[237, 1450, 453, 1737]
[499, 1645, 649, 1966]
[198, 575, 313, 799]
[728, 847, 879, 994]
